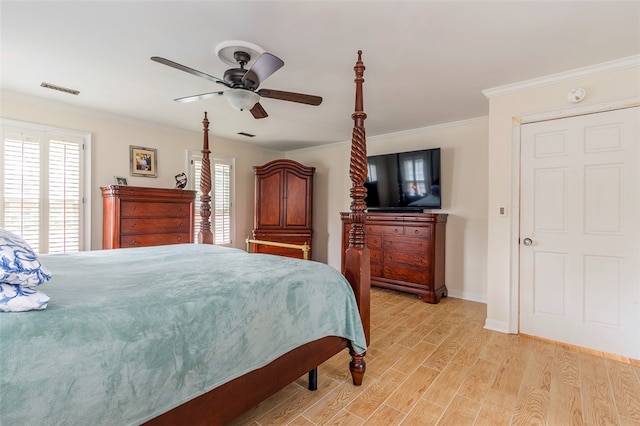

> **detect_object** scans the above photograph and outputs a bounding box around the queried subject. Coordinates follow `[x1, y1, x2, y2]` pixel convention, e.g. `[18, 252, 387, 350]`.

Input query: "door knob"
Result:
[523, 238, 533, 246]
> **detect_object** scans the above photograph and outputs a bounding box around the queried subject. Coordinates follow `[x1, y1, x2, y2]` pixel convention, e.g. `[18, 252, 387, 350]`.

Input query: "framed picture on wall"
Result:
[114, 176, 128, 185]
[130, 145, 157, 177]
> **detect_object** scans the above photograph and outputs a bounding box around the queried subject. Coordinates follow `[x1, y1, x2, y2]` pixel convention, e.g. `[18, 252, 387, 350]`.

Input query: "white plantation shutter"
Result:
[193, 157, 203, 242]
[3, 133, 42, 251]
[48, 139, 82, 252]
[190, 153, 233, 245]
[1, 122, 87, 254]
[213, 162, 231, 245]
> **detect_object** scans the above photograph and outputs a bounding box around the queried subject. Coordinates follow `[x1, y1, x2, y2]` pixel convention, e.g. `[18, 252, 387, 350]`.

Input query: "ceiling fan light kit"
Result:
[224, 89, 260, 111]
[152, 39, 322, 119]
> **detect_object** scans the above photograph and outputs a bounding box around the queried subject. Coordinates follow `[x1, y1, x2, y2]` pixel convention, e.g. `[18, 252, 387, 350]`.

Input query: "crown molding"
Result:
[483, 55, 640, 99]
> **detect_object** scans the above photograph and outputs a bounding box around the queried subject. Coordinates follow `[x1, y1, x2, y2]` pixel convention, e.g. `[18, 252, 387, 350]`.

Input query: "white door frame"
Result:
[507, 96, 640, 334]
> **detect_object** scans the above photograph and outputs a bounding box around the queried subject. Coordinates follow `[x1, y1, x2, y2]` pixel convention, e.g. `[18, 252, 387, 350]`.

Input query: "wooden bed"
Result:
[144, 51, 371, 425]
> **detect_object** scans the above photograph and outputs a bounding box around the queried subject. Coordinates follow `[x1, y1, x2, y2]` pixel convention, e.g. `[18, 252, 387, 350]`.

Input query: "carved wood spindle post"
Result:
[198, 112, 214, 244]
[343, 50, 370, 386]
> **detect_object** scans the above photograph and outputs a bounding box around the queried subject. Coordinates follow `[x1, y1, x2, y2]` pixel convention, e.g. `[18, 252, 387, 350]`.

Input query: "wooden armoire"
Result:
[252, 159, 315, 259]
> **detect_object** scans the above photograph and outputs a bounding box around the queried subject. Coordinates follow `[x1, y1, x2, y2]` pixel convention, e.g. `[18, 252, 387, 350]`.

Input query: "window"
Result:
[1, 120, 90, 253]
[402, 154, 427, 196]
[189, 152, 233, 245]
[367, 163, 377, 183]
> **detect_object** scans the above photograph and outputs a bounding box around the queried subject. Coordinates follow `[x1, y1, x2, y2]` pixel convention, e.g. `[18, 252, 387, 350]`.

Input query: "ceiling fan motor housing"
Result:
[233, 51, 251, 66]
[224, 67, 257, 89]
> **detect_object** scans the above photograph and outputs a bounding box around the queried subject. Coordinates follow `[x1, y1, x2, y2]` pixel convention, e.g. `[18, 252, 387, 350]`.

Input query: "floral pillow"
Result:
[0, 228, 52, 288]
[0, 283, 50, 312]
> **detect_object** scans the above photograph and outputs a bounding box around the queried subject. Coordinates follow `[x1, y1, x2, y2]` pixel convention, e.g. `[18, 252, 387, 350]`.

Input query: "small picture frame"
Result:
[130, 145, 157, 177]
[114, 176, 128, 185]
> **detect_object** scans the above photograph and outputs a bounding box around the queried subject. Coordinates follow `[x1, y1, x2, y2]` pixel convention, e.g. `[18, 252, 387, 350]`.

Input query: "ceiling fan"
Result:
[151, 48, 322, 119]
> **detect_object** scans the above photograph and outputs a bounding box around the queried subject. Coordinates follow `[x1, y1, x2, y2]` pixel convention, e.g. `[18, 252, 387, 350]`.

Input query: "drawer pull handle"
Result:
[177, 237, 183, 241]
[131, 223, 136, 228]
[415, 229, 419, 234]
[129, 191, 134, 195]
[394, 229, 399, 233]
[131, 240, 137, 245]
[130, 206, 137, 211]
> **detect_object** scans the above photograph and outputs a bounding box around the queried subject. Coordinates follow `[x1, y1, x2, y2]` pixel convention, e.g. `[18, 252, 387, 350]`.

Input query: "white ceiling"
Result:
[2, 1, 639, 151]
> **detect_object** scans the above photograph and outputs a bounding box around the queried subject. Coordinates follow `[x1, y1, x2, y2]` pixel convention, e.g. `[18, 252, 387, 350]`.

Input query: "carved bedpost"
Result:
[198, 112, 214, 244]
[344, 51, 370, 386]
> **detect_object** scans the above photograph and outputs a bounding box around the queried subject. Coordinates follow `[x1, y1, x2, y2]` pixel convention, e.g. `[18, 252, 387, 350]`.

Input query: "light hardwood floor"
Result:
[230, 288, 640, 425]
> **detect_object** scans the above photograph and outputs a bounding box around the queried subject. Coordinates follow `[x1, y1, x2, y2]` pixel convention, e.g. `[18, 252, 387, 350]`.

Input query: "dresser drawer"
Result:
[366, 234, 382, 248]
[119, 233, 191, 248]
[370, 249, 383, 263]
[384, 251, 430, 268]
[384, 238, 429, 253]
[120, 218, 191, 235]
[366, 225, 403, 235]
[383, 265, 429, 284]
[120, 201, 192, 218]
[404, 225, 433, 238]
[371, 263, 383, 277]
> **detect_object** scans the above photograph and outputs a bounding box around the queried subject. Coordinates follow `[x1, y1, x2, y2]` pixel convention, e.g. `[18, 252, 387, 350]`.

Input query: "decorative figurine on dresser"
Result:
[101, 185, 196, 249]
[252, 159, 315, 259]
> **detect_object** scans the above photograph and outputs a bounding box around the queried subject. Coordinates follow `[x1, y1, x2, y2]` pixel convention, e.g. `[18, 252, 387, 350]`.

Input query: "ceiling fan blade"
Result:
[242, 53, 284, 88]
[151, 56, 228, 86]
[250, 102, 269, 119]
[257, 89, 322, 106]
[174, 91, 224, 103]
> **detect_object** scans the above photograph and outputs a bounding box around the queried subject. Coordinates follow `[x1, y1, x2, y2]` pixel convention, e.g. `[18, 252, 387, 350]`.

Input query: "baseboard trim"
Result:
[484, 318, 511, 334]
[446, 289, 486, 304]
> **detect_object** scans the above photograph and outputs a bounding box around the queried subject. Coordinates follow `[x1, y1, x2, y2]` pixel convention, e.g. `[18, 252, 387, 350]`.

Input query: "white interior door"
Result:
[519, 107, 639, 359]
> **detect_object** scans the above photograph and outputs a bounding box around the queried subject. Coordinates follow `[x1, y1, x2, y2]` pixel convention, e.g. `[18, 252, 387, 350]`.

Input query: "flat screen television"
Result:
[365, 147, 441, 211]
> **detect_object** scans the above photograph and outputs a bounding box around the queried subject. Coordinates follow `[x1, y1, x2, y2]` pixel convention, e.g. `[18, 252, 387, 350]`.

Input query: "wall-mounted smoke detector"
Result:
[567, 87, 586, 103]
[41, 82, 80, 95]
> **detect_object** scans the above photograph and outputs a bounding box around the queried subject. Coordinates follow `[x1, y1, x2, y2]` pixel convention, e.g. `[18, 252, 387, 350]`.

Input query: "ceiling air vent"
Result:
[237, 132, 255, 138]
[40, 82, 80, 95]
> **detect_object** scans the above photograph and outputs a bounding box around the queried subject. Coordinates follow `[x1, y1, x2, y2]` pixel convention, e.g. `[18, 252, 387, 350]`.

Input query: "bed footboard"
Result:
[245, 237, 311, 260]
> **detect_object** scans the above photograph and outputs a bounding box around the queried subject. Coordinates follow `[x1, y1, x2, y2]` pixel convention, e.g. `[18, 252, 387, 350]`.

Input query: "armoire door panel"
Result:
[257, 172, 283, 227]
[284, 171, 310, 227]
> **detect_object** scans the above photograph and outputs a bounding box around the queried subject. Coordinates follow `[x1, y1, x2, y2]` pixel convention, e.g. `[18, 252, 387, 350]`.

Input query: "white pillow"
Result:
[0, 228, 52, 288]
[0, 283, 50, 312]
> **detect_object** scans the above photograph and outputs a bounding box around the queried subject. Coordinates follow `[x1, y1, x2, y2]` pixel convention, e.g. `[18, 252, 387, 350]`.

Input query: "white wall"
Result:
[483, 56, 640, 332]
[287, 117, 489, 303]
[1, 92, 281, 250]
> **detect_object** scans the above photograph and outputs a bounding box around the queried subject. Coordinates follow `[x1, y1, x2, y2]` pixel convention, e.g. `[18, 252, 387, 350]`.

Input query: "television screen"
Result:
[365, 148, 441, 211]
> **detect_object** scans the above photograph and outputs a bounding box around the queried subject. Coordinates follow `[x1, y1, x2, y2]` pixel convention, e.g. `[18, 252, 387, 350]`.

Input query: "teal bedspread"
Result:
[0, 244, 366, 425]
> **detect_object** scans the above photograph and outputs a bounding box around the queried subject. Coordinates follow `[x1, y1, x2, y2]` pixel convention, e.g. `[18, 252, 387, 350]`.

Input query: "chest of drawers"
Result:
[341, 212, 447, 303]
[101, 185, 196, 249]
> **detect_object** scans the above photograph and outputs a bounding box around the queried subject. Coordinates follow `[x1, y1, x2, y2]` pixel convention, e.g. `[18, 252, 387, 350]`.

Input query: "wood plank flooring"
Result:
[229, 288, 640, 425]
